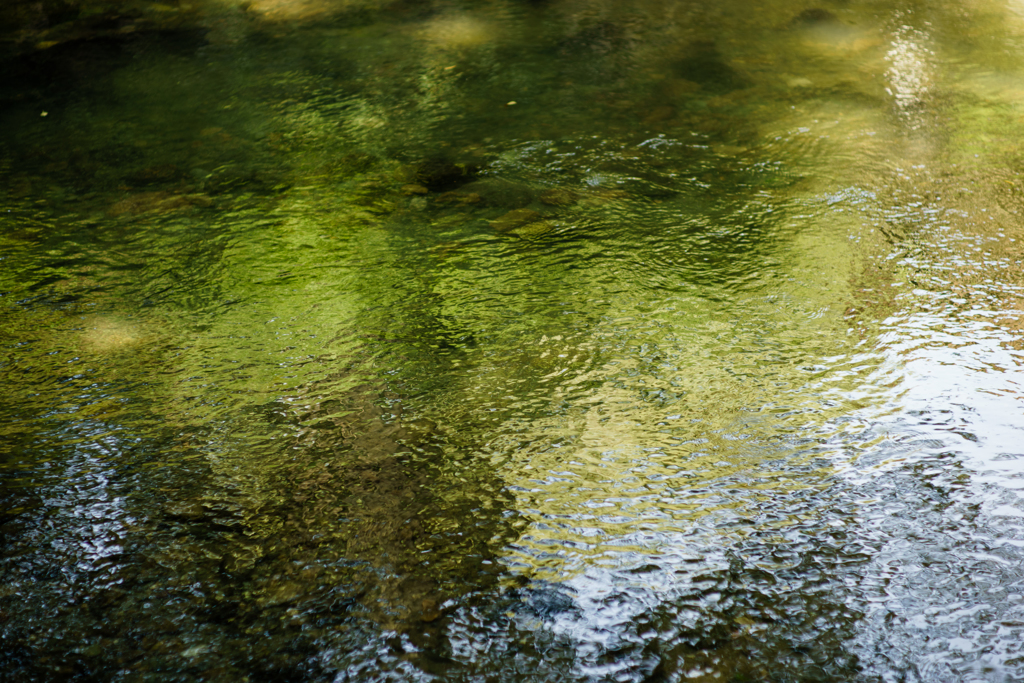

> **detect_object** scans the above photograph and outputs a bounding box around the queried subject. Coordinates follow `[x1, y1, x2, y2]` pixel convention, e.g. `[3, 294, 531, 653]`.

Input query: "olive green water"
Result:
[3, 0, 1024, 681]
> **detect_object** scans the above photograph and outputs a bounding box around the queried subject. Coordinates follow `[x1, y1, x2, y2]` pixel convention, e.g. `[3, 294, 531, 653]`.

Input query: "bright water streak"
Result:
[2, 0, 1024, 681]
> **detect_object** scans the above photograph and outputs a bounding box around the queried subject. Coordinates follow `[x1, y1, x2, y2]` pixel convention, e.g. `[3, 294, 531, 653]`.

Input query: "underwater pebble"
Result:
[490, 208, 541, 233]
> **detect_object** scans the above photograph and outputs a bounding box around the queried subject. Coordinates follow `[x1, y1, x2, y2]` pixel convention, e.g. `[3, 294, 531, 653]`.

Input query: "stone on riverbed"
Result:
[106, 191, 212, 217]
[511, 220, 555, 239]
[538, 188, 579, 206]
[164, 501, 207, 522]
[490, 208, 542, 233]
[455, 178, 534, 208]
[416, 158, 479, 192]
[672, 40, 749, 93]
[793, 8, 838, 25]
[436, 190, 481, 206]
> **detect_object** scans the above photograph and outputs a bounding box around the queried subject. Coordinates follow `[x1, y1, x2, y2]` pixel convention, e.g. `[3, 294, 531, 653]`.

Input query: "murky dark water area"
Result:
[3, 1, 1024, 681]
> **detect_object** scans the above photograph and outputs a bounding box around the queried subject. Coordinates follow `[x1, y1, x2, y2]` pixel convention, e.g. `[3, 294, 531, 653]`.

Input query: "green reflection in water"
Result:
[3, 0, 1024, 680]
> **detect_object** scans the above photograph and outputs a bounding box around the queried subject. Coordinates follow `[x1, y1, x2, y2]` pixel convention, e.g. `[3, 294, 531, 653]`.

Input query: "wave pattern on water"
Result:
[3, 0, 1024, 681]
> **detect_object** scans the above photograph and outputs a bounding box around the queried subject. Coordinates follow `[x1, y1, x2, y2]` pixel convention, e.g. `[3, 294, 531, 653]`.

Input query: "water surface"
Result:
[2, 1, 1024, 681]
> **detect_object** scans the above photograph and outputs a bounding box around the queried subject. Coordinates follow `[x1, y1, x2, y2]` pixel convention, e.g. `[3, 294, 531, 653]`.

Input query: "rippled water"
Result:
[2, 0, 1024, 681]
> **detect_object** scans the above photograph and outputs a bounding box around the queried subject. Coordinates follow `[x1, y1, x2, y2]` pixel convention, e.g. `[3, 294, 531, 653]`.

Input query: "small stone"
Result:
[580, 188, 630, 207]
[712, 144, 748, 156]
[182, 644, 209, 658]
[339, 152, 375, 173]
[538, 189, 579, 206]
[644, 105, 676, 124]
[127, 164, 184, 185]
[259, 581, 305, 608]
[394, 164, 420, 183]
[662, 78, 702, 98]
[490, 208, 542, 233]
[794, 8, 837, 25]
[106, 191, 185, 217]
[415, 159, 478, 191]
[164, 502, 205, 521]
[457, 178, 534, 208]
[512, 221, 554, 239]
[409, 197, 428, 211]
[421, 599, 442, 622]
[401, 184, 429, 195]
[436, 191, 481, 205]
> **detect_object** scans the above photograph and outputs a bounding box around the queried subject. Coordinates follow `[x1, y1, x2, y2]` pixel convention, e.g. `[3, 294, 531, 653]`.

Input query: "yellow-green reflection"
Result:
[3, 0, 1024, 680]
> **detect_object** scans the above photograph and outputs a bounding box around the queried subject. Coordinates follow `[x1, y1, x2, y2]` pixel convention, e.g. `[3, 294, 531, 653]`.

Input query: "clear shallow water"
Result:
[2, 0, 1024, 681]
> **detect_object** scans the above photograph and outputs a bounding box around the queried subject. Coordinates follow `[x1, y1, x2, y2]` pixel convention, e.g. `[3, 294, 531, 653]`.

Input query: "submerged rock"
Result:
[0, 1, 204, 60]
[436, 190, 481, 206]
[419, 598, 443, 622]
[415, 158, 479, 192]
[579, 188, 630, 207]
[644, 105, 677, 125]
[672, 41, 749, 94]
[793, 8, 838, 25]
[556, 20, 628, 57]
[78, 315, 154, 352]
[538, 188, 579, 206]
[164, 502, 206, 522]
[337, 151, 377, 175]
[508, 582, 581, 622]
[124, 164, 187, 186]
[455, 178, 534, 208]
[351, 179, 399, 214]
[106, 191, 211, 217]
[511, 220, 554, 239]
[490, 208, 541, 233]
[203, 165, 281, 195]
